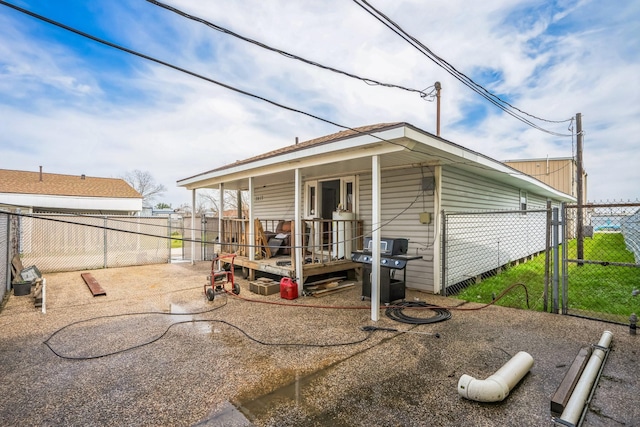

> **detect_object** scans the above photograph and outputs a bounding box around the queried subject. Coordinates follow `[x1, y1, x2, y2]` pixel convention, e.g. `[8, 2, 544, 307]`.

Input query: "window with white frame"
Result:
[520, 190, 528, 213]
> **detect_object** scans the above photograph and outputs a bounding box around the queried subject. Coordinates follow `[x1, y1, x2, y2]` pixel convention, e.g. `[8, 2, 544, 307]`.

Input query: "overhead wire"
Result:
[0, 1, 578, 229]
[0, 1, 435, 157]
[351, 0, 574, 136]
[151, 0, 571, 136]
[145, 0, 432, 98]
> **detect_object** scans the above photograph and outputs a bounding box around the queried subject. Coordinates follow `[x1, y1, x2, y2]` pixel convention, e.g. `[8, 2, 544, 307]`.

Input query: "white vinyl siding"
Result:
[440, 166, 519, 211]
[253, 181, 297, 220]
[359, 167, 436, 292]
[440, 166, 557, 289]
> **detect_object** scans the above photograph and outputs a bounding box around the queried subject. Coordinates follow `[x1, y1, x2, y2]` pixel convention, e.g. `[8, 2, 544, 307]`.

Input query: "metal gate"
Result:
[562, 202, 640, 324]
[181, 215, 220, 261]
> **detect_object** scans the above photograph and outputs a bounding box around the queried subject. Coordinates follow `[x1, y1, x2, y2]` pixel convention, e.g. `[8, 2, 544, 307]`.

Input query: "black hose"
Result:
[385, 301, 451, 324]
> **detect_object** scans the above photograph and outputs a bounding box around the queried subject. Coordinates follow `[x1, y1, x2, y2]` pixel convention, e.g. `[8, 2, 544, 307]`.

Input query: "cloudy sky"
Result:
[1, 0, 638, 207]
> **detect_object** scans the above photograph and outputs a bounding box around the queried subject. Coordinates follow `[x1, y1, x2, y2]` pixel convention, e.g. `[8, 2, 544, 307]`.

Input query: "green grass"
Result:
[455, 233, 640, 318]
[171, 232, 182, 249]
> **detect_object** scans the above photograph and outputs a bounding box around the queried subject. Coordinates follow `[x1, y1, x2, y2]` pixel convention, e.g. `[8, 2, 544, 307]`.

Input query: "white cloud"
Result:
[0, 0, 638, 206]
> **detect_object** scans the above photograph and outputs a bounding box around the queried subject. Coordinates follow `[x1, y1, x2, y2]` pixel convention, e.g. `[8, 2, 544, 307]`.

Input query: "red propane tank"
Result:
[280, 277, 298, 300]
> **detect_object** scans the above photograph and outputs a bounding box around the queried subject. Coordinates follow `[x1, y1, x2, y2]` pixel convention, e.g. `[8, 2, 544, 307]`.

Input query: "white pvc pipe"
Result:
[458, 351, 534, 402]
[559, 330, 613, 425]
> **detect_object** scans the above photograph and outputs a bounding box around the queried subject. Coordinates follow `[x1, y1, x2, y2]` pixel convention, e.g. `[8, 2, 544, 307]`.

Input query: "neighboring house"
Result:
[504, 157, 588, 239]
[177, 122, 575, 304]
[503, 157, 586, 200]
[0, 168, 142, 215]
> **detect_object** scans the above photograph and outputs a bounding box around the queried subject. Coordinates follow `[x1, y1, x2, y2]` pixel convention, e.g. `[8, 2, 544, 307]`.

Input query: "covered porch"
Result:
[215, 217, 364, 283]
[178, 123, 445, 321]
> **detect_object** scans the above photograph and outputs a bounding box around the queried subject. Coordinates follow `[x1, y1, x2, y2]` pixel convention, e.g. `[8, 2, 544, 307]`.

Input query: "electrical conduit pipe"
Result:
[458, 351, 534, 402]
[559, 330, 613, 425]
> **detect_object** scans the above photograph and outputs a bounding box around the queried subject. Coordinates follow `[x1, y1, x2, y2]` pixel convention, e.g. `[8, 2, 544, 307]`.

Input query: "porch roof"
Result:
[177, 122, 575, 202]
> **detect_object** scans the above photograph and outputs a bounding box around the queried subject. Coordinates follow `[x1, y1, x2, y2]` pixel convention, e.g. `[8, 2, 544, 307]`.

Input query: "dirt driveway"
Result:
[0, 262, 637, 426]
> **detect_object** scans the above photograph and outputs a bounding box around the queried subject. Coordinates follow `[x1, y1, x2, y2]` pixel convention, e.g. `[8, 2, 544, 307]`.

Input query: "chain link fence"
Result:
[563, 202, 640, 324]
[442, 202, 640, 326]
[180, 215, 220, 262]
[0, 213, 8, 301]
[442, 209, 550, 310]
[1, 212, 21, 301]
[17, 214, 171, 273]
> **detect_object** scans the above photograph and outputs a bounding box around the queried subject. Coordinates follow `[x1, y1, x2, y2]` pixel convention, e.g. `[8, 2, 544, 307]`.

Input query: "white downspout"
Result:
[559, 330, 613, 425]
[458, 351, 534, 402]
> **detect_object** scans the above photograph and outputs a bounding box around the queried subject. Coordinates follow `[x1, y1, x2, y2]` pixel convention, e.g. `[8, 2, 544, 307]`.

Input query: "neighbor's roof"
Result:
[0, 169, 142, 199]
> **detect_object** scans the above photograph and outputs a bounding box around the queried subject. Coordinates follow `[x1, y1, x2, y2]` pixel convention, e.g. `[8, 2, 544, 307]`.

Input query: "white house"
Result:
[0, 168, 142, 215]
[178, 122, 575, 319]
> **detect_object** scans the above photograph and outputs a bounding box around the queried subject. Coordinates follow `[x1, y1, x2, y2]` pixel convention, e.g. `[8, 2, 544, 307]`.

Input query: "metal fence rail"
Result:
[563, 202, 640, 324]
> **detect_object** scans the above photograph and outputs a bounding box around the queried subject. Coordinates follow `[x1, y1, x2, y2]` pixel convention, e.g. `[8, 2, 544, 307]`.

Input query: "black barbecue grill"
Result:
[351, 237, 421, 303]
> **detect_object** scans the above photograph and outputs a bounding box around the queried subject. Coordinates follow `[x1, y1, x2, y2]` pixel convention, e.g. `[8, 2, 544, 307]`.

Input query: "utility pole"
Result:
[576, 113, 584, 266]
[435, 81, 442, 136]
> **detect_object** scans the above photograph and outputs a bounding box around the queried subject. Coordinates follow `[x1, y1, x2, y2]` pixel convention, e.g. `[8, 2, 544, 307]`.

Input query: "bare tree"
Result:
[122, 170, 167, 205]
[198, 189, 249, 217]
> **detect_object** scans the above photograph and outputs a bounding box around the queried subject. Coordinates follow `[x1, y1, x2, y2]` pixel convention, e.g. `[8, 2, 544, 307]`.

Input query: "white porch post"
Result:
[218, 183, 224, 255]
[371, 155, 381, 321]
[294, 168, 304, 295]
[433, 165, 443, 294]
[191, 189, 196, 265]
[249, 177, 255, 262]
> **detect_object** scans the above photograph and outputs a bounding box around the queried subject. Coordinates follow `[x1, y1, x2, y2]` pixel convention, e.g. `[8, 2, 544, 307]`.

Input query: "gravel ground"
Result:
[0, 262, 637, 426]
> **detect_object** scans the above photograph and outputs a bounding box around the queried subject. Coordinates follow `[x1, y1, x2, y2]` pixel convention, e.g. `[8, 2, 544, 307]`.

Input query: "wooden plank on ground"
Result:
[551, 346, 592, 415]
[81, 273, 107, 297]
[304, 276, 347, 288]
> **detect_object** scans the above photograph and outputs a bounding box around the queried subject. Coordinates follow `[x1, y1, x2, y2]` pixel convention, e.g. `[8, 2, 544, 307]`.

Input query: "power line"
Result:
[0, 1, 574, 184]
[351, 0, 574, 137]
[145, 0, 434, 99]
[0, 2, 450, 157]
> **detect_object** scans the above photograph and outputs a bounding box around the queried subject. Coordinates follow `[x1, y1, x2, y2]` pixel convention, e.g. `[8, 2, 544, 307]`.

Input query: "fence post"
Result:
[561, 203, 568, 315]
[103, 216, 108, 268]
[168, 217, 172, 264]
[441, 210, 447, 296]
[552, 207, 560, 314]
[544, 201, 551, 312]
[201, 215, 206, 261]
[4, 213, 10, 294]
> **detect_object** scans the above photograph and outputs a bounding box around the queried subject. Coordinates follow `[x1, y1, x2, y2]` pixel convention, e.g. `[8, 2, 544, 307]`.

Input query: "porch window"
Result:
[305, 181, 317, 217]
[345, 181, 354, 212]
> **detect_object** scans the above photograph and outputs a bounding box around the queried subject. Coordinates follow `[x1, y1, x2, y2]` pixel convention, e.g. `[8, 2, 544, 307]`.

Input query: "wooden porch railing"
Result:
[218, 218, 363, 263]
